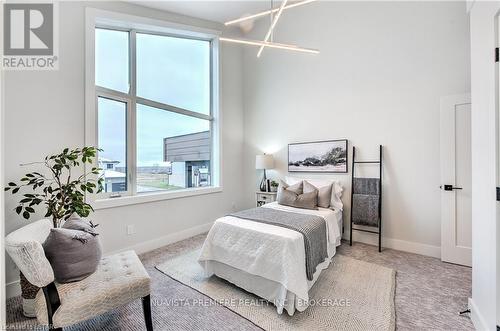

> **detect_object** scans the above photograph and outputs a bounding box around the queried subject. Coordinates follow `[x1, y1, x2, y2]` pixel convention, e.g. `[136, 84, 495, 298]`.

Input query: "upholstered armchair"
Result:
[5, 219, 153, 331]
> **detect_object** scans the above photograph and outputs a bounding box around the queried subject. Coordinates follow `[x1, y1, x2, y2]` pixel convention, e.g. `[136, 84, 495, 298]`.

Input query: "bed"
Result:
[198, 181, 343, 316]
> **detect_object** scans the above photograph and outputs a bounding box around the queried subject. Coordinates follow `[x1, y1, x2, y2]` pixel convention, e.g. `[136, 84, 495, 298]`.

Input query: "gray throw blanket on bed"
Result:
[229, 207, 328, 281]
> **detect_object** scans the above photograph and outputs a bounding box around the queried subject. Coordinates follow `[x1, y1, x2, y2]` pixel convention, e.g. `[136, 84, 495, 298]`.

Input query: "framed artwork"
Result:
[288, 139, 348, 173]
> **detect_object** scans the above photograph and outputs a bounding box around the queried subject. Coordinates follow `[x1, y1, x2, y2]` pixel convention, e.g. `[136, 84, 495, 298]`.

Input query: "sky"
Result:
[95, 29, 210, 167]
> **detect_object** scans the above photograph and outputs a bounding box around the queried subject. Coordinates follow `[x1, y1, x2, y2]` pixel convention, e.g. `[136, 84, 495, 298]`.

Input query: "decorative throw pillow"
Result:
[330, 182, 344, 211]
[43, 227, 102, 283]
[277, 180, 318, 210]
[303, 180, 332, 208]
[277, 179, 301, 199]
[63, 217, 98, 236]
[284, 180, 303, 194]
[285, 176, 344, 210]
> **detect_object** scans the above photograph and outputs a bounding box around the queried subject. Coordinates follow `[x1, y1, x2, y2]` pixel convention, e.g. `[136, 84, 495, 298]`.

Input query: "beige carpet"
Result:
[156, 250, 396, 331]
[5, 236, 473, 330]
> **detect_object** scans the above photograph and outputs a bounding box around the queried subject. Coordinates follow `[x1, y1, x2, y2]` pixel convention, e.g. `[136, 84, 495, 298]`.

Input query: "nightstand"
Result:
[256, 191, 277, 207]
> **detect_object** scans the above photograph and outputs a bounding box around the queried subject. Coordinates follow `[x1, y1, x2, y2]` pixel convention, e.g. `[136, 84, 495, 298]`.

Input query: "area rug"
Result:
[156, 250, 396, 331]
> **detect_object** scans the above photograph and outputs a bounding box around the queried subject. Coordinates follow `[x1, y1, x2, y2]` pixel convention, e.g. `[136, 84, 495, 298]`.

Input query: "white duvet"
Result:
[198, 202, 342, 312]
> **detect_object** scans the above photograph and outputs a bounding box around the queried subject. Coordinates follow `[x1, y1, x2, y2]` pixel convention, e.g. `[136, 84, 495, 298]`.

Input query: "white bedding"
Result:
[198, 202, 342, 315]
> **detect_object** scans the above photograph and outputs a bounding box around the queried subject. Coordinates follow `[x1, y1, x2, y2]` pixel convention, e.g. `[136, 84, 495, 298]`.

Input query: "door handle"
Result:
[440, 185, 463, 191]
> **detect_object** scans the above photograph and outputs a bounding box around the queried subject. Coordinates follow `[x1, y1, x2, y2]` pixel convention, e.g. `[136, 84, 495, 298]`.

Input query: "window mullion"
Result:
[95, 86, 130, 100]
[210, 39, 215, 187]
[136, 97, 213, 121]
[129, 30, 137, 196]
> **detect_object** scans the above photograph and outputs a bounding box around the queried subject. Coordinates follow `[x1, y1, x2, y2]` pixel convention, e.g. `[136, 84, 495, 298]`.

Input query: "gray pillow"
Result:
[284, 180, 303, 194]
[276, 180, 302, 201]
[43, 228, 102, 283]
[303, 180, 332, 208]
[277, 180, 318, 210]
[63, 217, 98, 236]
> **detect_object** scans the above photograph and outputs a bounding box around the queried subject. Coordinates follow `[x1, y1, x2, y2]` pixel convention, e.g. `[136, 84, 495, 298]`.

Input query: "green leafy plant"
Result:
[4, 147, 104, 228]
[270, 180, 279, 188]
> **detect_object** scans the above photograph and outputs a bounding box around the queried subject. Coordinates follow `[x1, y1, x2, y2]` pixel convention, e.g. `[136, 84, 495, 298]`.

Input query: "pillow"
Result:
[43, 228, 102, 283]
[284, 176, 302, 186]
[63, 217, 98, 236]
[286, 176, 344, 211]
[285, 180, 303, 194]
[303, 180, 332, 208]
[277, 180, 318, 210]
[277, 179, 302, 202]
[330, 182, 344, 211]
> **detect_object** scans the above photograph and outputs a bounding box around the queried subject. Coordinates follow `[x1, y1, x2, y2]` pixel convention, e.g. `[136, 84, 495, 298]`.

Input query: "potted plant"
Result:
[270, 180, 279, 192]
[4, 146, 103, 316]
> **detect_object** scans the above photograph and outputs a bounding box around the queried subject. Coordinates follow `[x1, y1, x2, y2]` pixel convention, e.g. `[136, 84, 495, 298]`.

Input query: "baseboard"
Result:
[5, 221, 214, 299]
[469, 297, 489, 330]
[343, 231, 441, 258]
[109, 221, 214, 255]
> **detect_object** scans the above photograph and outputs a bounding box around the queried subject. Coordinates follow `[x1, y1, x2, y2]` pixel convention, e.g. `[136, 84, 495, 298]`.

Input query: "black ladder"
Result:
[349, 145, 383, 252]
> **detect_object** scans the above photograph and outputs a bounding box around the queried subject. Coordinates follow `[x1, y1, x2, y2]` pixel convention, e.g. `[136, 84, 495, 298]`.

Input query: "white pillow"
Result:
[285, 176, 344, 211]
[330, 182, 343, 211]
[285, 176, 303, 186]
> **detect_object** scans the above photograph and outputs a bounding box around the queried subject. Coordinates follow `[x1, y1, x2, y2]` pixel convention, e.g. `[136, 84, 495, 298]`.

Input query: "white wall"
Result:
[242, 1, 471, 256]
[0, 2, 6, 320]
[468, 1, 500, 329]
[3, 1, 244, 296]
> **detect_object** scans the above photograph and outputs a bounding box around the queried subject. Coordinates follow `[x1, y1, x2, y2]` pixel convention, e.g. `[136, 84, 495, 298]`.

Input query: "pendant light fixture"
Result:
[220, 0, 319, 57]
[224, 0, 316, 26]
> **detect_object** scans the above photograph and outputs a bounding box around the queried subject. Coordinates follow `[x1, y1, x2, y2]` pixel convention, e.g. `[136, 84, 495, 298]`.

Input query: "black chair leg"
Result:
[142, 295, 153, 331]
[43, 282, 62, 331]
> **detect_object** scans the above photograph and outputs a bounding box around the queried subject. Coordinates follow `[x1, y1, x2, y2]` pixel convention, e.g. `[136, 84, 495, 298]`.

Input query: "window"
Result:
[87, 11, 220, 204]
[136, 33, 211, 115]
[95, 29, 129, 93]
[136, 104, 211, 193]
[97, 97, 128, 193]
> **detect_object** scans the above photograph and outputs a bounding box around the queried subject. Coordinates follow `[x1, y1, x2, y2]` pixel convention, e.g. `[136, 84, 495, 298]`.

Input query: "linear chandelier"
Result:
[220, 0, 319, 57]
[224, 0, 317, 26]
[219, 37, 319, 54]
[257, 0, 288, 57]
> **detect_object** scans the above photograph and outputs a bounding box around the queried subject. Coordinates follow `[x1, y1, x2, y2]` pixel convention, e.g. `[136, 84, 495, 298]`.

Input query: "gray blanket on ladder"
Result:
[352, 178, 380, 227]
[229, 207, 328, 281]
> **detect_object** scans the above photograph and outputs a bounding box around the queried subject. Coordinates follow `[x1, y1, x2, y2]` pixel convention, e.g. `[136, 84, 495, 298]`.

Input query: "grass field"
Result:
[137, 173, 182, 191]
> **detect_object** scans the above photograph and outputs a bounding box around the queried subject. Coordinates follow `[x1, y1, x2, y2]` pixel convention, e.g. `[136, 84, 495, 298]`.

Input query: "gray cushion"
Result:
[63, 217, 98, 235]
[285, 180, 303, 194]
[277, 180, 301, 201]
[303, 180, 332, 208]
[277, 180, 318, 210]
[43, 228, 102, 283]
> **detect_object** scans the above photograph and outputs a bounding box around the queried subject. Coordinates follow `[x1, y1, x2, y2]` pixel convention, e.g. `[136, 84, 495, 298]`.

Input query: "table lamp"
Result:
[255, 154, 274, 192]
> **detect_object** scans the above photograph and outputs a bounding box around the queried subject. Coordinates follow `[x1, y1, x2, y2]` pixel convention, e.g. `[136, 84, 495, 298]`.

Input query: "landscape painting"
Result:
[288, 139, 348, 173]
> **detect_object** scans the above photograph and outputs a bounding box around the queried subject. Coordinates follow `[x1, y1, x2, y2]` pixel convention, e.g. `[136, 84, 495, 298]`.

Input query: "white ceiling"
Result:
[130, 1, 275, 24]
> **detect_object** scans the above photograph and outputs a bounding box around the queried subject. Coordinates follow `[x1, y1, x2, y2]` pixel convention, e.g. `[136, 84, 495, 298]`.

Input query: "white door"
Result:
[440, 94, 472, 267]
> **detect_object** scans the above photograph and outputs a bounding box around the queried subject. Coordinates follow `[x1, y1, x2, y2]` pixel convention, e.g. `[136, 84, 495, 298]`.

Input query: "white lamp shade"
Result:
[255, 154, 274, 170]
